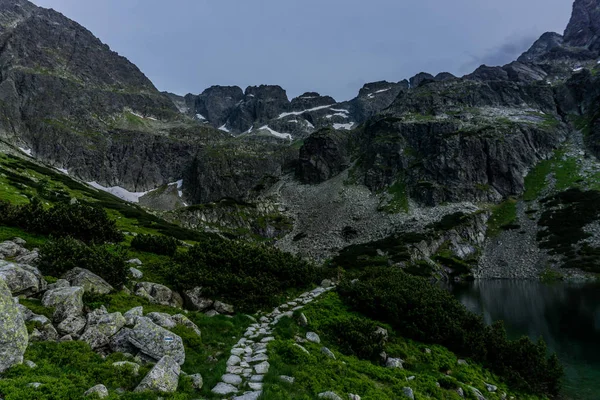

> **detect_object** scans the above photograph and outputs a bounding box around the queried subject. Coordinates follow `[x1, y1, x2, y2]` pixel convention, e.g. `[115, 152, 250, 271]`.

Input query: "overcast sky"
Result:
[31, 0, 574, 101]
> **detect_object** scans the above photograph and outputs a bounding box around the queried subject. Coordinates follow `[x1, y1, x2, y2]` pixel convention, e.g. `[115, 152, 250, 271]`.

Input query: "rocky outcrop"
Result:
[134, 282, 182, 308]
[62, 268, 113, 294]
[0, 261, 46, 296]
[564, 0, 600, 52]
[134, 355, 181, 393]
[128, 317, 186, 365]
[0, 278, 28, 373]
[42, 286, 84, 323]
[296, 128, 354, 184]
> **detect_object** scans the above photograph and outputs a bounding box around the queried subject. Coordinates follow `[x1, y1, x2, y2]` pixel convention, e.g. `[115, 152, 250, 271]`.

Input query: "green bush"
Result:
[0, 198, 123, 244]
[323, 317, 386, 361]
[337, 267, 563, 396]
[170, 236, 320, 312]
[38, 237, 129, 287]
[131, 234, 179, 256]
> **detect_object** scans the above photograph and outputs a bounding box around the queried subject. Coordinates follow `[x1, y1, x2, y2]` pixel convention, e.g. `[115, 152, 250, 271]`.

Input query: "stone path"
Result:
[211, 283, 335, 399]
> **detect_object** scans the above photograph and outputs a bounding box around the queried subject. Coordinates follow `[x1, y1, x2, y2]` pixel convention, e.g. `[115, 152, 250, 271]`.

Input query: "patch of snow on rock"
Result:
[196, 114, 206, 121]
[259, 126, 292, 140]
[333, 123, 354, 130]
[218, 124, 231, 133]
[278, 105, 333, 119]
[18, 147, 32, 157]
[88, 182, 148, 203]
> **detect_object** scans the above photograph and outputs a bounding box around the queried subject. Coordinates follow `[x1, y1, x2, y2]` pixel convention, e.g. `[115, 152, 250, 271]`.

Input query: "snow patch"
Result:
[288, 120, 299, 123]
[573, 67, 583, 72]
[330, 108, 350, 114]
[245, 125, 254, 134]
[306, 120, 315, 129]
[259, 126, 292, 140]
[326, 113, 349, 119]
[375, 88, 392, 94]
[18, 147, 32, 156]
[87, 182, 148, 203]
[196, 114, 206, 121]
[278, 104, 334, 119]
[333, 123, 355, 130]
[56, 167, 69, 175]
[218, 124, 231, 133]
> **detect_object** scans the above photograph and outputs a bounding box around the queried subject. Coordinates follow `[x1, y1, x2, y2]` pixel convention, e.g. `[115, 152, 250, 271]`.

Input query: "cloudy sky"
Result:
[32, 0, 573, 100]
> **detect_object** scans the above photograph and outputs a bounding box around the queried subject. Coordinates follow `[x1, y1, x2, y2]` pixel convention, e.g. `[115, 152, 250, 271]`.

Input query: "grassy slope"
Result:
[262, 292, 545, 400]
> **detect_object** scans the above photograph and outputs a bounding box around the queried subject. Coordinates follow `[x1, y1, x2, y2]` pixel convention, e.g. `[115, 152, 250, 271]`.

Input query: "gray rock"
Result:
[12, 238, 26, 246]
[469, 386, 487, 400]
[29, 324, 59, 342]
[42, 286, 84, 323]
[457, 359, 468, 365]
[484, 383, 497, 392]
[86, 310, 126, 337]
[254, 361, 269, 374]
[112, 361, 140, 376]
[211, 382, 238, 395]
[321, 347, 336, 359]
[298, 312, 308, 326]
[135, 282, 182, 308]
[56, 315, 87, 336]
[279, 375, 295, 384]
[349, 395, 361, 400]
[205, 309, 220, 317]
[62, 268, 113, 295]
[27, 383, 42, 389]
[123, 306, 144, 326]
[320, 279, 333, 287]
[386, 357, 404, 369]
[306, 332, 320, 343]
[84, 384, 109, 398]
[14, 250, 39, 265]
[227, 355, 241, 366]
[457, 387, 465, 397]
[171, 314, 201, 336]
[402, 387, 415, 400]
[134, 355, 180, 393]
[146, 312, 177, 329]
[188, 373, 203, 390]
[232, 391, 263, 400]
[109, 328, 137, 354]
[0, 278, 28, 373]
[25, 360, 37, 368]
[127, 259, 143, 265]
[318, 392, 343, 400]
[213, 300, 234, 314]
[183, 287, 214, 311]
[0, 241, 23, 258]
[128, 317, 185, 365]
[221, 373, 243, 386]
[128, 267, 143, 280]
[0, 261, 46, 296]
[47, 279, 70, 291]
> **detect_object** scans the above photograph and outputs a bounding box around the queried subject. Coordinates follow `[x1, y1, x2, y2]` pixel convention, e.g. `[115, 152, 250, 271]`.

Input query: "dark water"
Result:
[445, 280, 600, 400]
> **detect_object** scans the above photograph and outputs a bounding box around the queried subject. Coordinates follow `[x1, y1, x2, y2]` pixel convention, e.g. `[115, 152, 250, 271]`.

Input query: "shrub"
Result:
[170, 236, 320, 311]
[0, 198, 123, 244]
[131, 233, 179, 256]
[38, 237, 129, 287]
[324, 317, 386, 361]
[337, 267, 563, 396]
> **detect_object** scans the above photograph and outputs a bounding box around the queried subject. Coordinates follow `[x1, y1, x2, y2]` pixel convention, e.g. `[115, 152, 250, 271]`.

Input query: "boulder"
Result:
[47, 279, 70, 291]
[171, 314, 202, 336]
[306, 332, 320, 343]
[0, 278, 28, 373]
[298, 312, 308, 326]
[183, 287, 213, 311]
[29, 324, 58, 342]
[188, 373, 203, 390]
[386, 357, 404, 369]
[213, 300, 234, 314]
[135, 282, 182, 308]
[0, 241, 24, 258]
[402, 387, 415, 400]
[123, 306, 143, 326]
[110, 328, 137, 354]
[318, 392, 343, 400]
[56, 315, 86, 336]
[146, 312, 177, 329]
[80, 311, 125, 349]
[128, 267, 143, 280]
[12, 237, 26, 246]
[321, 347, 336, 359]
[0, 261, 46, 296]
[128, 317, 185, 365]
[84, 384, 109, 398]
[279, 375, 295, 384]
[62, 268, 113, 294]
[42, 286, 84, 323]
[134, 355, 180, 393]
[127, 259, 143, 265]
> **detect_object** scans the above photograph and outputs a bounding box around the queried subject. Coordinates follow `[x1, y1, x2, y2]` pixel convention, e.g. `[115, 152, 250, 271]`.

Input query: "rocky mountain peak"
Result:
[409, 72, 435, 88]
[290, 92, 336, 111]
[518, 32, 564, 63]
[564, 0, 600, 51]
[245, 85, 289, 102]
[0, 0, 37, 33]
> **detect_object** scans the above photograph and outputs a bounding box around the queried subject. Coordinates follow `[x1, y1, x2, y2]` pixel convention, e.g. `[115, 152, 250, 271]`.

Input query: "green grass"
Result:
[523, 150, 582, 202]
[487, 199, 518, 238]
[380, 180, 409, 213]
[524, 160, 553, 201]
[261, 292, 545, 400]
